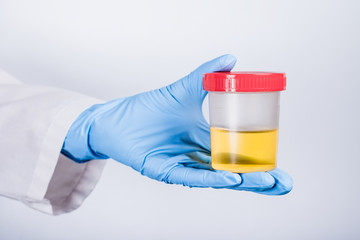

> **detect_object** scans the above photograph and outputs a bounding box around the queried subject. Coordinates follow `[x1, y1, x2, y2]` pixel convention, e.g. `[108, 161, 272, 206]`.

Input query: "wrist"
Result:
[61, 103, 109, 163]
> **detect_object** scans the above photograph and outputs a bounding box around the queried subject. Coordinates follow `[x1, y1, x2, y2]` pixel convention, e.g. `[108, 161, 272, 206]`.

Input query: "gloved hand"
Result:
[62, 55, 293, 195]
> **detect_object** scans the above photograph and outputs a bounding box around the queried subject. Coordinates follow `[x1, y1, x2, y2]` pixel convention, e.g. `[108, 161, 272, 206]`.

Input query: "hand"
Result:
[62, 55, 293, 195]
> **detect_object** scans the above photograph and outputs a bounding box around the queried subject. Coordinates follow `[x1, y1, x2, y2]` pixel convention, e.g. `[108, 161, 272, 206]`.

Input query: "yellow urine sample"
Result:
[210, 127, 278, 173]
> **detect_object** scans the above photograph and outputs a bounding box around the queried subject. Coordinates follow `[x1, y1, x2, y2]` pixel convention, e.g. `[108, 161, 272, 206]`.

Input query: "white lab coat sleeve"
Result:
[0, 69, 107, 215]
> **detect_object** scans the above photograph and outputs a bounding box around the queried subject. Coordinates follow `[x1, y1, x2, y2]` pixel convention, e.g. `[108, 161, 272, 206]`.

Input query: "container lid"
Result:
[203, 72, 286, 92]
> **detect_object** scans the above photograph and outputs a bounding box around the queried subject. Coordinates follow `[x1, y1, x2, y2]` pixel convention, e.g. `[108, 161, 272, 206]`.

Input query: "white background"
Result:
[1, 0, 360, 239]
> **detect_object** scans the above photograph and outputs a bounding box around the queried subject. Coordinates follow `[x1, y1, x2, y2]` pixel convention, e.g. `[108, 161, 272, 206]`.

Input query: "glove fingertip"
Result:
[261, 172, 276, 188]
[218, 54, 237, 71]
[256, 168, 294, 195]
[239, 172, 276, 189]
[213, 170, 242, 186]
[267, 168, 294, 190]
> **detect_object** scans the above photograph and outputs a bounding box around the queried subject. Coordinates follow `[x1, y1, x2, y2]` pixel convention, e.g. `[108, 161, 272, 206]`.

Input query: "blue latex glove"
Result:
[62, 55, 293, 195]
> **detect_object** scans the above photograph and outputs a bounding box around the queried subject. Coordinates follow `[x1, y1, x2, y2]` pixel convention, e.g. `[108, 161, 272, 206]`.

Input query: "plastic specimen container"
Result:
[203, 72, 286, 173]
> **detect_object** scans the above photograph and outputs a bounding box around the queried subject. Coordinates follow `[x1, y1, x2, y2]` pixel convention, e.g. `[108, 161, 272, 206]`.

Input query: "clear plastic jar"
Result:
[203, 72, 286, 173]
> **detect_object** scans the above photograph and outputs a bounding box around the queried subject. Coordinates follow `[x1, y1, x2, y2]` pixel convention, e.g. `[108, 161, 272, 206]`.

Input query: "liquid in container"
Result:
[203, 72, 286, 173]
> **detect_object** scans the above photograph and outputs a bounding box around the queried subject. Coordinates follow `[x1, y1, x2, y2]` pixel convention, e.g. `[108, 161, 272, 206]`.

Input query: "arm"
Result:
[0, 69, 106, 215]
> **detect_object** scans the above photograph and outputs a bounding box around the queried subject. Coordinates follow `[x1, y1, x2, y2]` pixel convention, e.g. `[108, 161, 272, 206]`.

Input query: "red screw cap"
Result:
[203, 72, 286, 92]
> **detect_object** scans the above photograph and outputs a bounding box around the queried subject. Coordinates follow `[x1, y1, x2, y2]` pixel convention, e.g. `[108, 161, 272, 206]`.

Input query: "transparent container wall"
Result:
[208, 92, 280, 131]
[208, 91, 281, 173]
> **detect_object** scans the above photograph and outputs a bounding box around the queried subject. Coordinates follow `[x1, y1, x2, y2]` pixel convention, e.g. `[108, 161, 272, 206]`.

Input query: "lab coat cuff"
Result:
[24, 96, 106, 214]
[25, 155, 106, 215]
